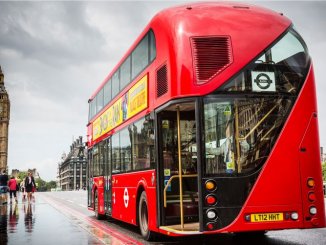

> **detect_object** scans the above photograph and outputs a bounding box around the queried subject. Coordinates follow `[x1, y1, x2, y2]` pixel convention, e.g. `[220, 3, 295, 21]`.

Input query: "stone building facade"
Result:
[58, 136, 87, 190]
[0, 66, 10, 173]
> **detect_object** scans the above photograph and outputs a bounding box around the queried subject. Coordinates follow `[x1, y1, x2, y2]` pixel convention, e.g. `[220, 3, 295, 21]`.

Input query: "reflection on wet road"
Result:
[8, 202, 19, 233]
[0, 193, 102, 245]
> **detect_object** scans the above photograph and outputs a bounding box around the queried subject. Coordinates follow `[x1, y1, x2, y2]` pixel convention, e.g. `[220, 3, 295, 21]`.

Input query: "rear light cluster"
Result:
[204, 180, 218, 230]
[306, 178, 318, 225]
[284, 212, 299, 221]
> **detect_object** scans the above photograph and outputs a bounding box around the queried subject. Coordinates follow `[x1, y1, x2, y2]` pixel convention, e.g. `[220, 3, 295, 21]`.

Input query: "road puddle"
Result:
[1, 201, 36, 243]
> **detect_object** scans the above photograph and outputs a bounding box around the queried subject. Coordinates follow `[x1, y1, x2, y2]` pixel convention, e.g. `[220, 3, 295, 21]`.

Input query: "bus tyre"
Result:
[94, 190, 104, 220]
[139, 191, 154, 240]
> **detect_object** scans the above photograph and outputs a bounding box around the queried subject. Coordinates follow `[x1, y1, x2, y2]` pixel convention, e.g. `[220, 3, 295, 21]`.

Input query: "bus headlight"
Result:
[309, 206, 317, 215]
[206, 209, 217, 220]
[290, 212, 299, 220]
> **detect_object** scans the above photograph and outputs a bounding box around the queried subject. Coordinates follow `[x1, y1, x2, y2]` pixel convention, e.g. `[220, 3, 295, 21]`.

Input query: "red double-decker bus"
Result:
[87, 2, 325, 240]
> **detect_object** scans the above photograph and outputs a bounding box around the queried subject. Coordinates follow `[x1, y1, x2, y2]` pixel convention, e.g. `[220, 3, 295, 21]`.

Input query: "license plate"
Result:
[250, 213, 284, 222]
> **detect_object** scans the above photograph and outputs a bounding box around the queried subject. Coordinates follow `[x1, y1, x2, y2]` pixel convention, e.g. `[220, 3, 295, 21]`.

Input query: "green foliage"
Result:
[322, 162, 326, 181]
[46, 181, 57, 190]
[16, 171, 28, 183]
[35, 179, 57, 192]
[35, 178, 47, 192]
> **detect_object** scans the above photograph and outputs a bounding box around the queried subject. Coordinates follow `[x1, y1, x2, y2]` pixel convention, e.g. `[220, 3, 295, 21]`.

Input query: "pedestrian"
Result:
[8, 176, 18, 203]
[20, 178, 26, 201]
[30, 172, 36, 200]
[24, 172, 35, 203]
[0, 170, 9, 205]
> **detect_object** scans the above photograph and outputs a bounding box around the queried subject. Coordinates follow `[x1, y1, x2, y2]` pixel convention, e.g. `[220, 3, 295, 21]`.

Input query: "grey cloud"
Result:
[0, 2, 107, 67]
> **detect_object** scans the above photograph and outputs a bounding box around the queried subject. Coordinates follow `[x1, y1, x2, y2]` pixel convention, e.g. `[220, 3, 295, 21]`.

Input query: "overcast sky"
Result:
[0, 1, 325, 181]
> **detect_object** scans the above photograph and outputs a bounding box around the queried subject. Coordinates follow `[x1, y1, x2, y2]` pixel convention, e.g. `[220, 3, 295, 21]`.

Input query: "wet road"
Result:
[0, 192, 102, 245]
[0, 191, 326, 244]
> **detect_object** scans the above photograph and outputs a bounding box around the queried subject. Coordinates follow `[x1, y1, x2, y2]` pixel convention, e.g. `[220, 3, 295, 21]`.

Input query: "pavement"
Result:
[0, 192, 102, 245]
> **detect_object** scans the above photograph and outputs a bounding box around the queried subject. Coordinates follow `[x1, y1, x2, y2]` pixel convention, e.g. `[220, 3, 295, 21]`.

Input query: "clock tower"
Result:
[0, 66, 10, 173]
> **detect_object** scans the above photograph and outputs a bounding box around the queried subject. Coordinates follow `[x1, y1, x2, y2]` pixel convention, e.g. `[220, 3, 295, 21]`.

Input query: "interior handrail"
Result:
[238, 100, 281, 141]
[163, 174, 198, 208]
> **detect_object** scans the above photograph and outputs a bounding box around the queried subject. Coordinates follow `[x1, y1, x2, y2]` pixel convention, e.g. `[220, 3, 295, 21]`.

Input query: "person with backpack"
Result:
[8, 176, 18, 203]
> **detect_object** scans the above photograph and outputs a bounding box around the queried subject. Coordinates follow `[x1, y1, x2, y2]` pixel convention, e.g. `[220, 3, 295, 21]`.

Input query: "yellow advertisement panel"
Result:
[127, 75, 148, 119]
[93, 98, 123, 140]
[92, 74, 148, 141]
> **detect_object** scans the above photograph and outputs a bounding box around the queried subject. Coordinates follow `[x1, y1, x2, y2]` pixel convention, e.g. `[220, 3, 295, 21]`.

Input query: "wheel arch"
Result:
[136, 184, 146, 226]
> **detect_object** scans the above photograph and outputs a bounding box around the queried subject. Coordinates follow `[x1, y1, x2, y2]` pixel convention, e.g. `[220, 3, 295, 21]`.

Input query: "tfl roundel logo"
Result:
[251, 71, 276, 92]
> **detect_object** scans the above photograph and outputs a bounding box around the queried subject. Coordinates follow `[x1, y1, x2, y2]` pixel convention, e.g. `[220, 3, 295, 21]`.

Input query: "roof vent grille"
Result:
[191, 36, 233, 84]
[156, 64, 168, 98]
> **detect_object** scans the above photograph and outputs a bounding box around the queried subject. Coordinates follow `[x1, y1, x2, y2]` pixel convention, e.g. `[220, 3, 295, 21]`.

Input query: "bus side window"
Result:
[112, 132, 121, 173]
[120, 127, 132, 172]
[132, 117, 154, 171]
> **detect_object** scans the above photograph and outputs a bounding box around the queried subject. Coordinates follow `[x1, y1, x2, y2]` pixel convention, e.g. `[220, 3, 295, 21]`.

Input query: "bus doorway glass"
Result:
[158, 102, 199, 231]
[104, 138, 112, 216]
[87, 149, 93, 207]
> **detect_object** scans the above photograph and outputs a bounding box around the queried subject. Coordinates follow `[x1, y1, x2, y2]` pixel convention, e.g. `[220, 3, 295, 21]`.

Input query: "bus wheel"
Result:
[138, 191, 154, 240]
[94, 190, 103, 220]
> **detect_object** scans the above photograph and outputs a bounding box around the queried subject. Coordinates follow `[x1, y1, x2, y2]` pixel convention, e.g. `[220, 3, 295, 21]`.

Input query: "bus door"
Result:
[87, 149, 93, 207]
[157, 102, 199, 231]
[104, 137, 112, 216]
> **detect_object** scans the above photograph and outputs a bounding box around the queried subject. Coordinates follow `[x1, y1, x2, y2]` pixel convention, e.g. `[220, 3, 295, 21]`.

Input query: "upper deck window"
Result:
[103, 79, 112, 106]
[112, 70, 120, 99]
[96, 88, 104, 113]
[132, 34, 149, 78]
[89, 30, 156, 122]
[120, 56, 131, 91]
[219, 28, 309, 94]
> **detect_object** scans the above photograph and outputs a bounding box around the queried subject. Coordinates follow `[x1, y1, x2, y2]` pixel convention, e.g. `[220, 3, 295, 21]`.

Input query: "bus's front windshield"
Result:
[203, 28, 310, 176]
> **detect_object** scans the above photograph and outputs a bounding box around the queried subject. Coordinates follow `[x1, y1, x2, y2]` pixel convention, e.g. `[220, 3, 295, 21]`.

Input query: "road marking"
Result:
[42, 195, 142, 245]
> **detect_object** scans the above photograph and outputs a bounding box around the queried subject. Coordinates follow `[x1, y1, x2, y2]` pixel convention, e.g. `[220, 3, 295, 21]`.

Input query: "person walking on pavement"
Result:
[8, 176, 18, 203]
[0, 170, 9, 205]
[24, 172, 35, 203]
[20, 178, 26, 201]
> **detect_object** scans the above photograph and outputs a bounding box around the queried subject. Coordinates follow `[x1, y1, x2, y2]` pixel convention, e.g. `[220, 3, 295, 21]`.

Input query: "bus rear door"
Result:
[157, 101, 199, 232]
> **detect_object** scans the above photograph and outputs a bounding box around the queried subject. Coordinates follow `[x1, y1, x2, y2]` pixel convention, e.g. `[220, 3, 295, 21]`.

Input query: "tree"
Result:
[16, 171, 28, 180]
[35, 178, 48, 192]
[46, 181, 57, 191]
[16, 171, 28, 185]
[322, 162, 326, 181]
[34, 179, 57, 192]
